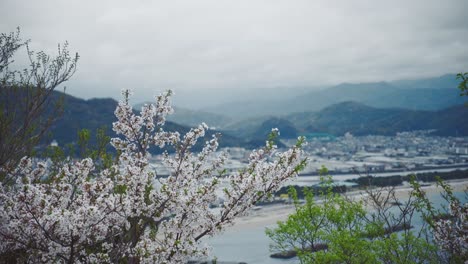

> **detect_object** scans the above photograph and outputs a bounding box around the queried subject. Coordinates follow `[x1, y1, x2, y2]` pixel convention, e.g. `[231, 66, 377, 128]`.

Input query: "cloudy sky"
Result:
[1, 0, 467, 106]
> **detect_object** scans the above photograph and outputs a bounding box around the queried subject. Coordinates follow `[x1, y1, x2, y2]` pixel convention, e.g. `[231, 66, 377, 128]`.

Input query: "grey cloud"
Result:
[1, 0, 467, 106]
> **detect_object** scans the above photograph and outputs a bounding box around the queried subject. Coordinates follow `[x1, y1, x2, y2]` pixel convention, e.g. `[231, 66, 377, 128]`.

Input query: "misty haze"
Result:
[1, 1, 467, 263]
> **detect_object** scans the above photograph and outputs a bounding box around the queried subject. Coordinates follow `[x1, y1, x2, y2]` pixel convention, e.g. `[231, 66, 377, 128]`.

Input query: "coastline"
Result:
[228, 179, 468, 231]
[208, 179, 467, 263]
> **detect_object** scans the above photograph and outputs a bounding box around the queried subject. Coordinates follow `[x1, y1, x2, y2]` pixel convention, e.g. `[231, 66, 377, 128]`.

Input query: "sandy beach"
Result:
[228, 179, 468, 231]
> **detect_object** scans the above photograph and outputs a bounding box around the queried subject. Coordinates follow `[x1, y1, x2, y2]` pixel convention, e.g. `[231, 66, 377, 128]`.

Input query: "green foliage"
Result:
[372, 232, 439, 264]
[265, 187, 326, 259]
[313, 194, 375, 263]
[267, 169, 452, 263]
[41, 127, 113, 177]
[457, 72, 468, 108]
[313, 230, 377, 264]
[267, 174, 375, 263]
[457, 72, 468, 97]
[0, 28, 78, 184]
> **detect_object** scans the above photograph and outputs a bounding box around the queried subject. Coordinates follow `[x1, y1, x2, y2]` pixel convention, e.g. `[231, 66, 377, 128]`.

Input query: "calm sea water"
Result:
[209, 223, 294, 264]
[208, 191, 467, 264]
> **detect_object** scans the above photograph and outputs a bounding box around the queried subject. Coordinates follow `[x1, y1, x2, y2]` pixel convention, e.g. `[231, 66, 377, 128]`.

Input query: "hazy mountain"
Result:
[366, 88, 464, 110]
[390, 74, 460, 90]
[48, 93, 117, 146]
[291, 74, 464, 112]
[290, 82, 395, 112]
[42, 92, 258, 151]
[169, 86, 315, 110]
[201, 74, 465, 120]
[224, 117, 299, 141]
[223, 100, 468, 140]
[201, 99, 289, 120]
[286, 102, 468, 136]
[134, 103, 232, 129]
[17, 72, 466, 152]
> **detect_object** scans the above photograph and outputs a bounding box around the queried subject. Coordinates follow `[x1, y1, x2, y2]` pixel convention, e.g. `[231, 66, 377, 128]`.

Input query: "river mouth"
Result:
[207, 182, 467, 264]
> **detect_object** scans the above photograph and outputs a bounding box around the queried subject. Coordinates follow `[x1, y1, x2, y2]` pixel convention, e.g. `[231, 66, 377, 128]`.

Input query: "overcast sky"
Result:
[1, 0, 467, 106]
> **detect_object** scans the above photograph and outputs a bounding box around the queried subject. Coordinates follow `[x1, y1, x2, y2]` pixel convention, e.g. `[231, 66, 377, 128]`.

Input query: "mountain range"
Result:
[222, 102, 468, 140]
[287, 102, 467, 137]
[133, 104, 232, 129]
[46, 92, 263, 152]
[20, 73, 468, 151]
[199, 74, 465, 120]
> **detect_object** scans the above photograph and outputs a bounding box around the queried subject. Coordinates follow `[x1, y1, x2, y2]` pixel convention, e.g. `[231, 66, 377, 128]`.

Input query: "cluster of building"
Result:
[294, 131, 468, 175]
[147, 131, 468, 178]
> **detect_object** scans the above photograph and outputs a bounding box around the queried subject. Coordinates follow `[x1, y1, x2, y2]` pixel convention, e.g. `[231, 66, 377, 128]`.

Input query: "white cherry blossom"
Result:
[0, 89, 306, 263]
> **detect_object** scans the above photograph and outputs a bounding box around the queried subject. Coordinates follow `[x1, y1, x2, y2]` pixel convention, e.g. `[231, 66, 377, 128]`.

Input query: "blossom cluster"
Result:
[433, 200, 468, 257]
[0, 90, 306, 263]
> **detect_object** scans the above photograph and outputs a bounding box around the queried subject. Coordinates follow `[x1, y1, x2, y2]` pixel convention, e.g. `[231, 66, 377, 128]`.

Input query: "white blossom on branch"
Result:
[0, 89, 306, 263]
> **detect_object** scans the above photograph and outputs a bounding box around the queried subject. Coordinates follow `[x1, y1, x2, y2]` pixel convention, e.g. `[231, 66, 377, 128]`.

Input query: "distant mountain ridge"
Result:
[289, 101, 468, 136]
[223, 117, 299, 143]
[200, 74, 465, 120]
[390, 74, 460, 89]
[44, 92, 260, 151]
[31, 73, 468, 152]
[283, 75, 465, 113]
[133, 103, 232, 129]
[48, 92, 468, 151]
[225, 101, 468, 139]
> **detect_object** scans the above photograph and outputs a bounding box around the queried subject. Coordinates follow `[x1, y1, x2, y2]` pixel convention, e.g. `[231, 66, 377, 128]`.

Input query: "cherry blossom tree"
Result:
[0, 89, 306, 263]
[411, 178, 468, 263]
[433, 200, 468, 259]
[0, 28, 79, 182]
